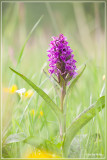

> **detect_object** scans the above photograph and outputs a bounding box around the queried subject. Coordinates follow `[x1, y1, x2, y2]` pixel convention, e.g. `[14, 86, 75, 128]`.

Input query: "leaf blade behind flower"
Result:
[67, 64, 86, 96]
[63, 96, 105, 157]
[9, 67, 63, 122]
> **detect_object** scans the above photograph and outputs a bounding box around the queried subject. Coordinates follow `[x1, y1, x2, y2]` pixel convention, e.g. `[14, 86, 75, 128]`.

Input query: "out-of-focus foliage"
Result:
[2, 2, 105, 158]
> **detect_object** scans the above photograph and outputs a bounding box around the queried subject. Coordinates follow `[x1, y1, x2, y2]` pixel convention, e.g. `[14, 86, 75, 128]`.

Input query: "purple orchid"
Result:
[47, 34, 77, 83]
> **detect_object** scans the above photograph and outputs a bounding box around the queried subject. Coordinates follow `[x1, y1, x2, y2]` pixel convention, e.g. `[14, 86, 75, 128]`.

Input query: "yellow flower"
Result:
[10, 85, 17, 93]
[38, 110, 43, 118]
[24, 90, 34, 98]
[25, 149, 60, 158]
[40, 111, 43, 116]
[4, 85, 18, 94]
[30, 109, 35, 116]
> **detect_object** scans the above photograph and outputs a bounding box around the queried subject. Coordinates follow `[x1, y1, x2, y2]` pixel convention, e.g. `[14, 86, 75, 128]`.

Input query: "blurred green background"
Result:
[2, 2, 105, 82]
[2, 2, 105, 158]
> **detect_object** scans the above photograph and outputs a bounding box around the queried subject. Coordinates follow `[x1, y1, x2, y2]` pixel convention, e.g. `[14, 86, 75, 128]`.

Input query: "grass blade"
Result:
[63, 96, 105, 157]
[9, 67, 63, 122]
[17, 15, 43, 65]
[100, 83, 105, 97]
[9, 15, 43, 86]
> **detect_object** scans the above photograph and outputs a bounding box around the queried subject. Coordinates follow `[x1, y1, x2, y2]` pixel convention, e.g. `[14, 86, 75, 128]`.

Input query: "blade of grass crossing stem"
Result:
[9, 67, 63, 122]
[9, 15, 43, 86]
[63, 96, 105, 157]
[67, 64, 86, 96]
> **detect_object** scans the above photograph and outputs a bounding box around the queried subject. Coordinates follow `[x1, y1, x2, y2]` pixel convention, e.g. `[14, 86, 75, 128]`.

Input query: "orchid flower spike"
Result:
[47, 34, 77, 84]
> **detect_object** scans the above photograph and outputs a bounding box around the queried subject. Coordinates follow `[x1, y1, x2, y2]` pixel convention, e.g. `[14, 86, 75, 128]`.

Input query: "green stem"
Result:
[60, 86, 66, 141]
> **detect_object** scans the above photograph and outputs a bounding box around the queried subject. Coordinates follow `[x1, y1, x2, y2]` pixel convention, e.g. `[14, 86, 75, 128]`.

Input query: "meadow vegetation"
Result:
[2, 2, 105, 158]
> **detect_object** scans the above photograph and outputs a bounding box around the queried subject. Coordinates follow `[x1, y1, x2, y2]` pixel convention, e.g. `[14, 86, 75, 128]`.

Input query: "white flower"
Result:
[16, 88, 26, 94]
[16, 88, 26, 99]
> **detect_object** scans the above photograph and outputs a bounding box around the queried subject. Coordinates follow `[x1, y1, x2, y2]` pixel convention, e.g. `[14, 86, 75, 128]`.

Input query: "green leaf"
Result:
[67, 64, 86, 96]
[24, 135, 45, 147]
[63, 96, 105, 157]
[4, 132, 26, 144]
[9, 67, 63, 122]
